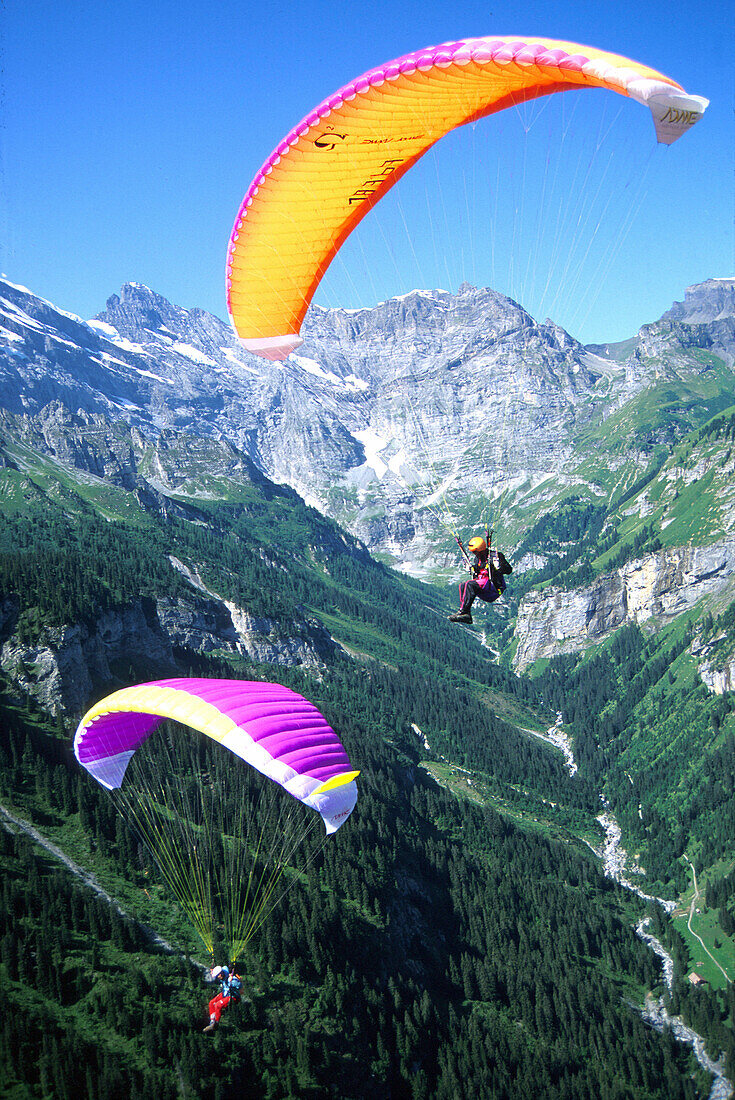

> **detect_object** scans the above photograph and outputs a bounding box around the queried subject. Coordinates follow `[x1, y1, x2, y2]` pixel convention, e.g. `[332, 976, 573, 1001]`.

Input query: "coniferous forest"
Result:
[1, 416, 734, 1098]
[0, 678, 721, 1100]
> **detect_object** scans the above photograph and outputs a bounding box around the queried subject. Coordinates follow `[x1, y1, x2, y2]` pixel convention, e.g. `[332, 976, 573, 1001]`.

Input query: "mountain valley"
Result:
[1, 273, 735, 1098]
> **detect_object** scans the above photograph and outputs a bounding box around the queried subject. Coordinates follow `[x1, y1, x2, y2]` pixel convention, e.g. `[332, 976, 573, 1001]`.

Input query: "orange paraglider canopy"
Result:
[226, 35, 707, 360]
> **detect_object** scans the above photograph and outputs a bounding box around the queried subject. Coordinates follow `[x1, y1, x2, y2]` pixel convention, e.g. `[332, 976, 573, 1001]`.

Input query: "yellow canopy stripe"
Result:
[80, 683, 236, 745]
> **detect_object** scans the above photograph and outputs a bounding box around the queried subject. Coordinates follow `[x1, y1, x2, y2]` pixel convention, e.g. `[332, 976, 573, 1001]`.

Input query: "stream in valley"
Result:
[538, 716, 734, 1099]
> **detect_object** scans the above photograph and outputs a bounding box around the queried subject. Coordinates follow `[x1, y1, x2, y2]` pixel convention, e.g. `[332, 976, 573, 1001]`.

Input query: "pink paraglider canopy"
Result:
[74, 678, 359, 834]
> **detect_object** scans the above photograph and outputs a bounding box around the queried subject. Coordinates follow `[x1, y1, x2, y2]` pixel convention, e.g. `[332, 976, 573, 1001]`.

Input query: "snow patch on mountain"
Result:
[171, 342, 218, 367]
[291, 353, 369, 393]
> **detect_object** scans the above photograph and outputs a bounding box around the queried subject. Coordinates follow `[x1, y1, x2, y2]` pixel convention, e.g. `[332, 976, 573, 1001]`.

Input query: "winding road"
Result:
[684, 855, 732, 986]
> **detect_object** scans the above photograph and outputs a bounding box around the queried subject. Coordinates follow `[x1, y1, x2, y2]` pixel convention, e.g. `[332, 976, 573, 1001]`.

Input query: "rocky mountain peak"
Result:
[303, 283, 537, 361]
[101, 283, 174, 335]
[2, 273, 734, 570]
[95, 282, 236, 364]
[662, 277, 735, 324]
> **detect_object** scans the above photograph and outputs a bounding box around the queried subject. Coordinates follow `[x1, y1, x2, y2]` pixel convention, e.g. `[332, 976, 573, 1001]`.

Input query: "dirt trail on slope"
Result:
[684, 855, 732, 985]
[0, 801, 187, 959]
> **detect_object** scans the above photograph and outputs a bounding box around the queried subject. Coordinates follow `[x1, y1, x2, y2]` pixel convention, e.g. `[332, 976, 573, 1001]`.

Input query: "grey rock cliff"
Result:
[513, 536, 735, 671]
[0, 604, 176, 717]
[699, 655, 735, 695]
[0, 574, 341, 719]
[2, 275, 734, 570]
[662, 278, 735, 326]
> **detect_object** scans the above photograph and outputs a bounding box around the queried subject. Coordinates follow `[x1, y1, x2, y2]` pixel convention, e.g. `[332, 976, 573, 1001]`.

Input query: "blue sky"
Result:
[2, 0, 733, 343]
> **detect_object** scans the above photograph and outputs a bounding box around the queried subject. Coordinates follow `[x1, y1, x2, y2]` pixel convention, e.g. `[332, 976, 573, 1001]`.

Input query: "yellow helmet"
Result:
[468, 536, 486, 553]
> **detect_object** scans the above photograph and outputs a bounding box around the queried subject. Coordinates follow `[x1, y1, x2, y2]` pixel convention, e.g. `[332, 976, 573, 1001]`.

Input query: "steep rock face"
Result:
[513, 536, 735, 671]
[165, 556, 341, 671]
[223, 605, 338, 670]
[699, 656, 735, 695]
[0, 404, 286, 508]
[624, 279, 735, 374]
[153, 593, 336, 671]
[1, 578, 342, 718]
[290, 286, 609, 561]
[153, 594, 240, 654]
[629, 321, 714, 376]
[2, 275, 734, 567]
[0, 604, 177, 717]
[662, 278, 735, 325]
[692, 632, 735, 696]
[1, 403, 143, 488]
